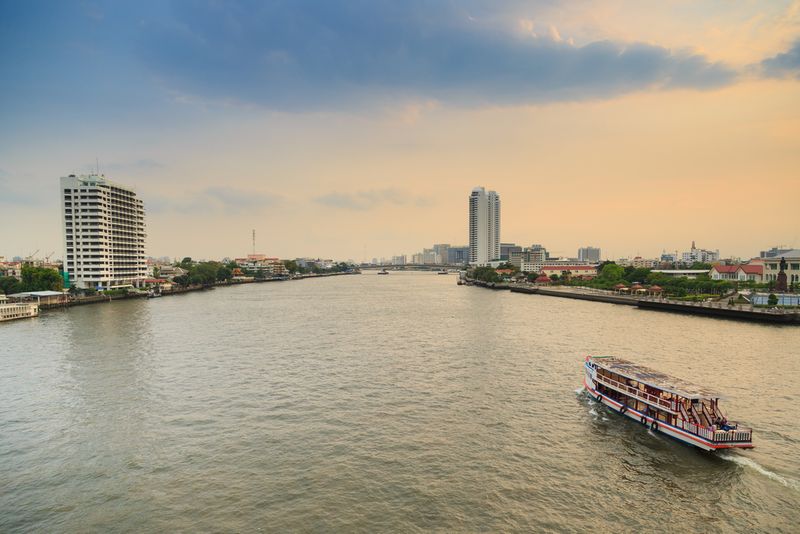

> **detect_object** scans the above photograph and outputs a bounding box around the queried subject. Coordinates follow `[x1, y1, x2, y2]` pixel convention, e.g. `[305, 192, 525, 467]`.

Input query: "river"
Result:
[1, 272, 798, 532]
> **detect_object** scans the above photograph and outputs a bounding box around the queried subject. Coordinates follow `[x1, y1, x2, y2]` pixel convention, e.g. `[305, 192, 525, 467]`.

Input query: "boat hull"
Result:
[583, 365, 753, 451]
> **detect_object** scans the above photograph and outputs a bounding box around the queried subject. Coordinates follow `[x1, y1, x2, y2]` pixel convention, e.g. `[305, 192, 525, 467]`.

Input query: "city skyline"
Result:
[2, 2, 799, 261]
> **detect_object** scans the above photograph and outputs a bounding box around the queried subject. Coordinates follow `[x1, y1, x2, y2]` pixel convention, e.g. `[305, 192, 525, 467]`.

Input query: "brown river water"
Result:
[1, 272, 798, 532]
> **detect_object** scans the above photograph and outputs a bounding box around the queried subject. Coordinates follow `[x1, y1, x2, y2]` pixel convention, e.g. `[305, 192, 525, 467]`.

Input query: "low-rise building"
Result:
[511, 244, 548, 272]
[236, 254, 287, 277]
[539, 265, 597, 278]
[158, 265, 188, 280]
[650, 269, 709, 279]
[752, 251, 800, 285]
[7, 290, 67, 306]
[737, 264, 764, 283]
[681, 241, 719, 264]
[500, 243, 522, 261]
[630, 257, 659, 269]
[709, 265, 739, 280]
[0, 261, 23, 279]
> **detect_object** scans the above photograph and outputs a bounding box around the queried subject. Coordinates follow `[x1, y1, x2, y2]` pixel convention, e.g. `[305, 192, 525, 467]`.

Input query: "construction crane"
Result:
[44, 251, 55, 263]
[25, 249, 39, 263]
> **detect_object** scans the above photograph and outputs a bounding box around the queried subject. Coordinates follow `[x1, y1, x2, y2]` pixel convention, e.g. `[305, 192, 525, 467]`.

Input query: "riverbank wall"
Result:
[34, 271, 361, 313]
[467, 279, 800, 325]
[637, 299, 800, 324]
[510, 286, 637, 306]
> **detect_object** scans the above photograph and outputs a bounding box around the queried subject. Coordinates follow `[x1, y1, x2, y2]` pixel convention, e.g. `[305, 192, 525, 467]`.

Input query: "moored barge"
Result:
[583, 355, 753, 451]
[0, 302, 39, 322]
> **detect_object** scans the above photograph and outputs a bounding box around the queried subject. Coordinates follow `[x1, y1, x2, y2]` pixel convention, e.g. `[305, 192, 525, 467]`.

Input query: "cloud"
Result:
[760, 39, 800, 79]
[315, 189, 433, 211]
[137, 0, 737, 109]
[147, 186, 281, 215]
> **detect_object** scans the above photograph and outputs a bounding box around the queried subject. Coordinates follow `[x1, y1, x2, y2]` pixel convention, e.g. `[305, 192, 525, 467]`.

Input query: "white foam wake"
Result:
[720, 454, 800, 491]
[574, 387, 585, 395]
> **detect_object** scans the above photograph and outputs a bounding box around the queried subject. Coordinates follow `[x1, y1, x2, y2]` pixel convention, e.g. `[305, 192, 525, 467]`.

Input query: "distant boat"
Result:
[377, 269, 389, 275]
[437, 269, 448, 274]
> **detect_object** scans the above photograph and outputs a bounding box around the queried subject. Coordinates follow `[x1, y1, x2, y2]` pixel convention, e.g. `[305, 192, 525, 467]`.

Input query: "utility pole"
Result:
[252, 229, 256, 256]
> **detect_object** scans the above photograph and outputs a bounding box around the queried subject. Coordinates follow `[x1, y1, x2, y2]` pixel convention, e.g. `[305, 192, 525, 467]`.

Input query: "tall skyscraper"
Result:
[61, 174, 147, 290]
[578, 246, 601, 263]
[468, 186, 500, 265]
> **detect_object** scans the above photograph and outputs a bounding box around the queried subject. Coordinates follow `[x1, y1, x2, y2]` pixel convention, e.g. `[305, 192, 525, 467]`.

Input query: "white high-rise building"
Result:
[468, 186, 500, 265]
[61, 174, 147, 290]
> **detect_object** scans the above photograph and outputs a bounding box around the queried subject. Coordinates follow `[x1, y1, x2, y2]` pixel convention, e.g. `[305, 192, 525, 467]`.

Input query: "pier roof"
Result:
[589, 355, 726, 400]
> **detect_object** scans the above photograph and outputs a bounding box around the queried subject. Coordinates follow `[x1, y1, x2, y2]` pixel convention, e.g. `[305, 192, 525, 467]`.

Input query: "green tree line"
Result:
[172, 258, 234, 287]
[0, 266, 64, 295]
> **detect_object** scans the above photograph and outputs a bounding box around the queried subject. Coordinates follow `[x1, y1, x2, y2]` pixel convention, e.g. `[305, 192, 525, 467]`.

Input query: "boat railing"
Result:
[595, 374, 675, 412]
[674, 419, 752, 443]
[713, 427, 752, 443]
[675, 419, 715, 440]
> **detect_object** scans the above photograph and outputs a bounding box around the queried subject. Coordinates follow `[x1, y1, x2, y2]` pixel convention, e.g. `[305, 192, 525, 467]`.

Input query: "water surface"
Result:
[2, 273, 798, 531]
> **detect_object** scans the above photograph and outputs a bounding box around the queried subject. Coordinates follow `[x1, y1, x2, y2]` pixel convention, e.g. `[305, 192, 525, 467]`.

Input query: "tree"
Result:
[216, 266, 232, 281]
[690, 262, 712, 270]
[550, 274, 559, 282]
[152, 266, 161, 279]
[190, 262, 221, 286]
[621, 267, 651, 284]
[470, 266, 500, 283]
[0, 276, 21, 295]
[599, 263, 624, 281]
[283, 260, 300, 273]
[768, 293, 778, 306]
[496, 261, 518, 272]
[20, 266, 63, 292]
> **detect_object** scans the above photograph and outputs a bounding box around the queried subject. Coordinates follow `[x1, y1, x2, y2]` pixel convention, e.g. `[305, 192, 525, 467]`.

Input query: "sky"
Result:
[1, 0, 799, 262]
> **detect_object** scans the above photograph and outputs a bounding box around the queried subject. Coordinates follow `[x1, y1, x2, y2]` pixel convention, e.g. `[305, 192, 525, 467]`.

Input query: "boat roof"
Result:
[589, 355, 726, 400]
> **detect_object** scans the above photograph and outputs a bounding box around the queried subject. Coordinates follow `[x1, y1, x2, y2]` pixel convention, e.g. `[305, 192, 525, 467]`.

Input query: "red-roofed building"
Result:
[709, 264, 738, 280]
[710, 263, 764, 283]
[539, 265, 597, 279]
[736, 264, 763, 283]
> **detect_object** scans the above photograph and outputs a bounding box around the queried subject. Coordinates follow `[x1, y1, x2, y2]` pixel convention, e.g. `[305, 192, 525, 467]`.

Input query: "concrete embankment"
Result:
[468, 279, 800, 325]
[510, 286, 637, 306]
[36, 271, 361, 313]
[637, 299, 800, 324]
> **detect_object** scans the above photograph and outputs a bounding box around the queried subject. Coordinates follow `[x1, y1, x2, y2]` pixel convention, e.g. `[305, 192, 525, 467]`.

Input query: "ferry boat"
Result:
[377, 269, 389, 275]
[437, 269, 448, 275]
[583, 355, 753, 451]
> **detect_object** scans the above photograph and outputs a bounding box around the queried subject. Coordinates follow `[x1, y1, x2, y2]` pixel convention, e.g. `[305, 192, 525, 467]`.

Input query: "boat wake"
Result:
[720, 454, 800, 492]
